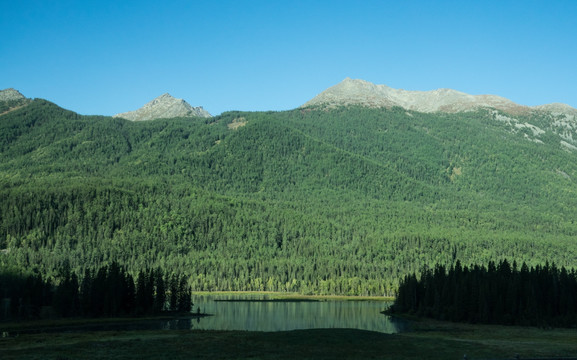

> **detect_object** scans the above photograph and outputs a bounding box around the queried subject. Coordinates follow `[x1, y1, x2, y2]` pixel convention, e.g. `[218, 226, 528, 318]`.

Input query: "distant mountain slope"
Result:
[303, 78, 577, 116]
[114, 93, 211, 121]
[2, 92, 577, 296]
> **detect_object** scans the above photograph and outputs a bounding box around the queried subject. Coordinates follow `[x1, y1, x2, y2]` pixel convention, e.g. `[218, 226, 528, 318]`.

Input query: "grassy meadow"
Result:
[2, 317, 577, 359]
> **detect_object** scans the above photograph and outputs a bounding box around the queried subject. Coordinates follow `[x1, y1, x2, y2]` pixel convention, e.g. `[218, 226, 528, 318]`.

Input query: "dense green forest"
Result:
[0, 261, 192, 320]
[1, 98, 577, 297]
[390, 259, 577, 327]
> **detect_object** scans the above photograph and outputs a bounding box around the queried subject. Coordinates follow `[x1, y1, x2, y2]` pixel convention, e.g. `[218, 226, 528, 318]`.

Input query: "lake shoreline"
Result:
[192, 290, 393, 301]
[0, 313, 211, 335]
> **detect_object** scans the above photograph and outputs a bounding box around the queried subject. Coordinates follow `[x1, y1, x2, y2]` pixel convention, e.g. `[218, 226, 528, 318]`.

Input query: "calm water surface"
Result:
[186, 294, 406, 334]
[2, 294, 407, 335]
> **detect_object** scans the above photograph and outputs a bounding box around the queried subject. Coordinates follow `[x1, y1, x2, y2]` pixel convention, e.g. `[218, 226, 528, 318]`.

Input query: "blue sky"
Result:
[1, 1, 576, 115]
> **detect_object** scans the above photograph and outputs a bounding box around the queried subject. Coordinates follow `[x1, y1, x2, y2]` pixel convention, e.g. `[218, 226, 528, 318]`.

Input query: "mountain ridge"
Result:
[3, 83, 576, 119]
[114, 93, 211, 121]
[302, 78, 577, 116]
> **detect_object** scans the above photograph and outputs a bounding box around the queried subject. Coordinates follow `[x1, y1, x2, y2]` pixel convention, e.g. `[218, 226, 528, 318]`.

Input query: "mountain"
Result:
[302, 78, 577, 152]
[0, 88, 31, 115]
[302, 78, 577, 116]
[2, 91, 577, 296]
[0, 88, 27, 102]
[114, 93, 211, 121]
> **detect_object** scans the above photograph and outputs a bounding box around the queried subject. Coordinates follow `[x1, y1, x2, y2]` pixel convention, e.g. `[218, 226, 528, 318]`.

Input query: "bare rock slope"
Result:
[302, 78, 576, 116]
[114, 93, 211, 121]
[0, 88, 27, 102]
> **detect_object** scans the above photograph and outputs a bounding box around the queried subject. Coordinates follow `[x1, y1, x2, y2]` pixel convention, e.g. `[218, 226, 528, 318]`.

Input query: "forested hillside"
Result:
[1, 99, 577, 296]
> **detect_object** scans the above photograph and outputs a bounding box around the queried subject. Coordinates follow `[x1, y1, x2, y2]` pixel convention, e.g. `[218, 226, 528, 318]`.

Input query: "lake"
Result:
[182, 294, 406, 334]
[1, 294, 407, 336]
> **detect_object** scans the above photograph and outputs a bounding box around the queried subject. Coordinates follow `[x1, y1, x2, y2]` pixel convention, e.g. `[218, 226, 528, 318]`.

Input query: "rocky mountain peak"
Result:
[302, 78, 570, 115]
[114, 93, 211, 121]
[302, 78, 396, 109]
[0, 88, 27, 102]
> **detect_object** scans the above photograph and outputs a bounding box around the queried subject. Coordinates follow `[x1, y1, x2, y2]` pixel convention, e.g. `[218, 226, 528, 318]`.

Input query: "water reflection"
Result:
[191, 294, 405, 334]
[2, 295, 407, 336]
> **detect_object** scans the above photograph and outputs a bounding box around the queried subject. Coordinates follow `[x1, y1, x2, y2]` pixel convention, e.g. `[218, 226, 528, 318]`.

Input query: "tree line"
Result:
[390, 259, 577, 327]
[0, 262, 192, 321]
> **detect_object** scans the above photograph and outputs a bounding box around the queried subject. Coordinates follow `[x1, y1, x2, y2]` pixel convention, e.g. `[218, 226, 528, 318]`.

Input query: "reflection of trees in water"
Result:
[193, 296, 404, 333]
[4, 302, 406, 336]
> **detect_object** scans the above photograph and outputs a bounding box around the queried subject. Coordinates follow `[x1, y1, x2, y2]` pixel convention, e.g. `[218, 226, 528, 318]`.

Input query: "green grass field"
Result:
[2, 317, 577, 359]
